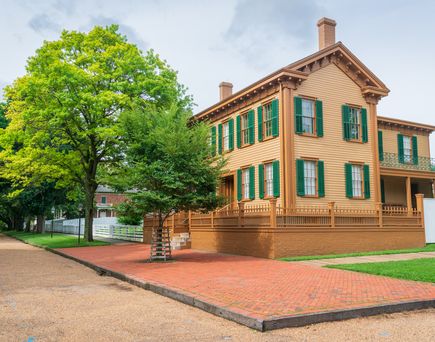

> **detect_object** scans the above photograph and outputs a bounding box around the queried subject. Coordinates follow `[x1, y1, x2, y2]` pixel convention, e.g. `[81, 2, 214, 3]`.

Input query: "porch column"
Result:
[406, 176, 412, 214]
[365, 97, 381, 203]
[280, 80, 297, 208]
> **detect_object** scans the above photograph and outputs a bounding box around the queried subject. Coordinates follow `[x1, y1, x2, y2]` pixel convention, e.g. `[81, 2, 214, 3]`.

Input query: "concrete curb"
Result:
[3, 234, 434, 332]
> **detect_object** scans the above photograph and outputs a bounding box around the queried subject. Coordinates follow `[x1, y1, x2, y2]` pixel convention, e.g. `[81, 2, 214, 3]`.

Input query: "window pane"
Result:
[243, 169, 250, 199]
[351, 165, 363, 197]
[242, 114, 249, 145]
[265, 163, 273, 196]
[301, 99, 315, 134]
[263, 103, 273, 138]
[223, 122, 229, 151]
[304, 161, 316, 196]
[403, 136, 412, 163]
[349, 107, 360, 140]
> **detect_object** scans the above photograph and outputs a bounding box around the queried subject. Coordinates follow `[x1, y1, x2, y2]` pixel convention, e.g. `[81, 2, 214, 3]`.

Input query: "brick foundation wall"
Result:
[190, 227, 425, 259]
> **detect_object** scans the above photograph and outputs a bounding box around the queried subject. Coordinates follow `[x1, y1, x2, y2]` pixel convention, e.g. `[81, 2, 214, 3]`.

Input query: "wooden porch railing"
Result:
[143, 194, 425, 231]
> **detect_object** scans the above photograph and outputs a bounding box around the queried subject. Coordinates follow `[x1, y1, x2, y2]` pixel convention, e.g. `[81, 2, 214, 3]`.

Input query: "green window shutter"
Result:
[228, 119, 234, 150]
[249, 166, 255, 200]
[361, 108, 368, 143]
[248, 110, 255, 145]
[218, 123, 223, 154]
[318, 160, 325, 197]
[345, 163, 353, 198]
[316, 100, 323, 137]
[210, 126, 216, 156]
[294, 96, 303, 134]
[381, 178, 385, 203]
[363, 164, 370, 199]
[271, 99, 279, 137]
[237, 169, 242, 201]
[412, 136, 418, 165]
[272, 160, 280, 197]
[397, 133, 404, 163]
[378, 130, 384, 161]
[296, 159, 305, 196]
[258, 164, 264, 199]
[236, 115, 241, 148]
[257, 106, 263, 142]
[342, 105, 350, 140]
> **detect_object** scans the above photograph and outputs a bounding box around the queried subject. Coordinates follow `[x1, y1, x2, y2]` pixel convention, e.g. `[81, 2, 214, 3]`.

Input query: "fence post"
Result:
[238, 202, 245, 227]
[415, 193, 425, 227]
[376, 202, 383, 228]
[328, 202, 335, 228]
[188, 210, 192, 231]
[269, 198, 277, 228]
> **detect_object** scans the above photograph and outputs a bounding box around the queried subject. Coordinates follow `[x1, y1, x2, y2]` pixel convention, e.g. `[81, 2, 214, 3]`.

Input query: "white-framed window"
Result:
[101, 196, 107, 204]
[222, 121, 230, 151]
[349, 107, 361, 140]
[403, 136, 412, 163]
[301, 98, 315, 135]
[351, 164, 363, 198]
[264, 163, 273, 197]
[263, 102, 273, 138]
[242, 168, 250, 200]
[241, 113, 249, 146]
[304, 160, 317, 196]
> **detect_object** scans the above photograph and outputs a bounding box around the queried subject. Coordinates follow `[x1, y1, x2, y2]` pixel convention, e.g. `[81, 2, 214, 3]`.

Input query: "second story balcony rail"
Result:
[380, 152, 435, 172]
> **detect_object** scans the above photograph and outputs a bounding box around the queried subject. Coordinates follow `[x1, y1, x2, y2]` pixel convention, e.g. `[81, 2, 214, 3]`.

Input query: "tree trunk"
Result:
[36, 215, 44, 233]
[25, 218, 31, 232]
[83, 187, 96, 242]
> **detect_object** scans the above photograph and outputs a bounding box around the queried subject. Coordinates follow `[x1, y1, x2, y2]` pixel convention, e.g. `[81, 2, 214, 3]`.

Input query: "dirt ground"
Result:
[1, 234, 434, 342]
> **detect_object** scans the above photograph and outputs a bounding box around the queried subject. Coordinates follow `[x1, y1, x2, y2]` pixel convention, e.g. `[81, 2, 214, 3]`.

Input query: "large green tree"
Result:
[109, 105, 224, 258]
[1, 25, 190, 241]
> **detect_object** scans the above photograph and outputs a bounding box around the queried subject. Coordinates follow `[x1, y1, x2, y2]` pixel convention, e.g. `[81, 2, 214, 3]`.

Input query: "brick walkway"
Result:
[301, 251, 435, 267]
[57, 244, 435, 323]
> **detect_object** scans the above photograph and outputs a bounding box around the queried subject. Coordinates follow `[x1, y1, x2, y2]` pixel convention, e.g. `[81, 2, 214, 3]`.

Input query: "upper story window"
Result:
[101, 196, 107, 204]
[263, 102, 273, 138]
[241, 112, 249, 146]
[342, 105, 368, 143]
[403, 136, 412, 163]
[303, 160, 317, 196]
[222, 121, 230, 151]
[349, 107, 361, 141]
[398, 133, 418, 165]
[301, 99, 315, 135]
[351, 164, 363, 198]
[264, 162, 274, 197]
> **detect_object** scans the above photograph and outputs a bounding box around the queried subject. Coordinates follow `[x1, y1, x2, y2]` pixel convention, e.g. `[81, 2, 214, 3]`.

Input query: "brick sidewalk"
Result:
[57, 244, 435, 328]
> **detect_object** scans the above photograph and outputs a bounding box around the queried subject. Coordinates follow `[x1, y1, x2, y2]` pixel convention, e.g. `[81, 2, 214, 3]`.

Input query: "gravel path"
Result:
[1, 234, 434, 342]
[301, 251, 435, 267]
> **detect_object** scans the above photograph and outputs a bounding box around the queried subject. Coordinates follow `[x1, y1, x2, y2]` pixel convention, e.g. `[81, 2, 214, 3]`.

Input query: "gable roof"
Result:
[195, 42, 389, 120]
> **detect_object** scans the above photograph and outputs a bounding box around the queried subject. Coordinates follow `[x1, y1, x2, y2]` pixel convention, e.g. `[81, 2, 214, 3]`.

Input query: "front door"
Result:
[221, 175, 234, 205]
[411, 183, 418, 209]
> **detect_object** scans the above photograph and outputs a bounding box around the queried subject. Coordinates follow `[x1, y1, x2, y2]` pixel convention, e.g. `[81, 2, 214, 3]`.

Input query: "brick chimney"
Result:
[219, 82, 233, 101]
[317, 17, 336, 50]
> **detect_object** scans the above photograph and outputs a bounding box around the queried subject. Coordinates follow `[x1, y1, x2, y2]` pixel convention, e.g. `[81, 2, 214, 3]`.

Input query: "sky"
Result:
[1, 0, 435, 150]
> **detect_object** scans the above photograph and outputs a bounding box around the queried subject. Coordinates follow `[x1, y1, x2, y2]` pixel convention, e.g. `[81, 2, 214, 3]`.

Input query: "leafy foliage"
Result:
[109, 105, 225, 226]
[0, 25, 190, 240]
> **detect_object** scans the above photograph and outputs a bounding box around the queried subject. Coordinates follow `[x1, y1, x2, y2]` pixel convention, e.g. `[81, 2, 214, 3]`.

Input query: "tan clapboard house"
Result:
[144, 18, 434, 258]
[197, 17, 434, 211]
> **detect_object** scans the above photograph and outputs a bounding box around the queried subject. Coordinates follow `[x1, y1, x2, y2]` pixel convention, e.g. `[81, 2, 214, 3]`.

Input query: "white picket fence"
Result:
[44, 218, 143, 242]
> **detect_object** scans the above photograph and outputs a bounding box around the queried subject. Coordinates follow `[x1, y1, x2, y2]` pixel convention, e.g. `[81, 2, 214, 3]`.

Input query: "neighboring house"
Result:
[144, 18, 433, 258]
[198, 17, 434, 210]
[94, 185, 128, 218]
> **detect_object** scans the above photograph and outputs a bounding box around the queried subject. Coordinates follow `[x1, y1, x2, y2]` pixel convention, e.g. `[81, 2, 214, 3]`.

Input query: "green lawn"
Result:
[279, 244, 435, 262]
[3, 231, 110, 249]
[327, 258, 435, 283]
